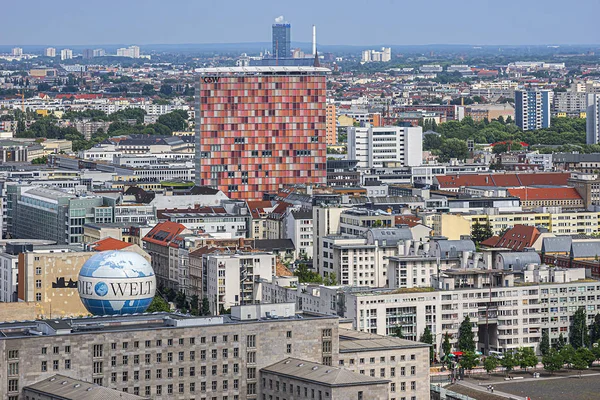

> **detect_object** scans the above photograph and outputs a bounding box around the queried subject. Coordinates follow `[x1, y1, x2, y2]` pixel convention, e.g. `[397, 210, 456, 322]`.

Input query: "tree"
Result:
[516, 346, 538, 372]
[323, 273, 337, 286]
[573, 347, 595, 370]
[141, 84, 155, 96]
[556, 333, 567, 351]
[540, 330, 550, 357]
[294, 263, 323, 284]
[157, 110, 189, 132]
[200, 297, 211, 316]
[459, 351, 479, 374]
[159, 84, 173, 96]
[560, 344, 576, 368]
[419, 327, 434, 364]
[458, 316, 475, 352]
[392, 325, 404, 339]
[423, 134, 443, 151]
[146, 295, 170, 313]
[442, 332, 452, 358]
[570, 307, 590, 349]
[471, 221, 493, 245]
[542, 348, 564, 374]
[189, 294, 200, 315]
[175, 291, 188, 310]
[484, 356, 499, 375]
[589, 314, 600, 345]
[31, 156, 47, 165]
[438, 138, 468, 162]
[500, 350, 518, 375]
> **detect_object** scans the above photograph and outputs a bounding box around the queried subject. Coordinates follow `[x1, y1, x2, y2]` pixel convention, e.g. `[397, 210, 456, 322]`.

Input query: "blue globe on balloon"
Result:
[78, 251, 156, 316]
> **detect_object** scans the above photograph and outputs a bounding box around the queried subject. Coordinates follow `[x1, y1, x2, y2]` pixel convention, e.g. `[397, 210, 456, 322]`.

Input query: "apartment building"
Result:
[587, 93, 600, 144]
[326, 103, 337, 145]
[319, 228, 413, 287]
[205, 252, 275, 313]
[515, 90, 552, 131]
[348, 125, 423, 169]
[438, 210, 600, 239]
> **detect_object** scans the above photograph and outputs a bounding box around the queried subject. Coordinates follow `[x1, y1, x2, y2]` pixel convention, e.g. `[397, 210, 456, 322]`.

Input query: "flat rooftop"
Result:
[339, 328, 429, 351]
[195, 66, 330, 75]
[0, 311, 335, 340]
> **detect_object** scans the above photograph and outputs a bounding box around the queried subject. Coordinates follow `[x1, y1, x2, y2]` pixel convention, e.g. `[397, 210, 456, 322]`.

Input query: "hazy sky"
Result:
[2, 0, 599, 46]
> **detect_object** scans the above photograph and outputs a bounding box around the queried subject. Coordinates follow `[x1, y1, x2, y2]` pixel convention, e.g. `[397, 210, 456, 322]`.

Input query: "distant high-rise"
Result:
[60, 49, 73, 60]
[93, 48, 105, 57]
[195, 66, 328, 201]
[587, 94, 600, 144]
[44, 47, 56, 57]
[82, 49, 94, 59]
[272, 22, 291, 59]
[116, 45, 140, 58]
[11, 48, 22, 57]
[515, 90, 551, 131]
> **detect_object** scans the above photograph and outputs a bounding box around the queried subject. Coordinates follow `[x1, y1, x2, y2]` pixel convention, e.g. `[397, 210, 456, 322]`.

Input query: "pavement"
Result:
[456, 379, 527, 400]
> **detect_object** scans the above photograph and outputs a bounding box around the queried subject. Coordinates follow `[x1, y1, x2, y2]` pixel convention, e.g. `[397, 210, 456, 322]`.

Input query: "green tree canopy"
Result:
[570, 307, 590, 349]
[442, 332, 452, 358]
[590, 314, 600, 344]
[483, 356, 499, 375]
[146, 295, 170, 313]
[438, 138, 469, 162]
[560, 344, 576, 368]
[516, 346, 538, 371]
[540, 330, 550, 357]
[157, 110, 189, 132]
[459, 351, 479, 373]
[458, 316, 475, 352]
[542, 348, 563, 374]
[573, 347, 595, 370]
[471, 221, 494, 245]
[500, 350, 518, 375]
[419, 327, 434, 364]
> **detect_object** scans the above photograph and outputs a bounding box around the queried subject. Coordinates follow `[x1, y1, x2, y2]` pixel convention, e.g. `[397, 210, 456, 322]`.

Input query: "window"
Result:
[212, 349, 218, 360]
[41, 361, 47, 372]
[134, 371, 139, 381]
[93, 361, 103, 374]
[41, 347, 47, 355]
[247, 335, 256, 348]
[156, 385, 162, 395]
[93, 344, 103, 357]
[358, 391, 363, 400]
[287, 331, 292, 338]
[179, 383, 184, 393]
[168, 368, 173, 378]
[8, 379, 18, 393]
[122, 371, 128, 382]
[247, 351, 256, 364]
[190, 382, 196, 393]
[190, 351, 195, 361]
[190, 366, 196, 377]
[179, 367, 185, 377]
[8, 350, 18, 359]
[53, 346, 59, 354]
[8, 363, 18, 376]
[411, 366, 416, 375]
[145, 370, 151, 380]
[65, 346, 71, 354]
[156, 353, 162, 363]
[111, 373, 116, 383]
[179, 351, 185, 361]
[156, 369, 162, 379]
[53, 360, 59, 371]
[287, 344, 292, 353]
[247, 367, 256, 379]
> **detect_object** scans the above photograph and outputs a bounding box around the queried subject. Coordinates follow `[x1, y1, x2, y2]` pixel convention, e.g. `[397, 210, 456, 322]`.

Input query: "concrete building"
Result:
[515, 90, 552, 131]
[285, 210, 313, 259]
[261, 357, 390, 400]
[361, 48, 392, 63]
[23, 374, 147, 399]
[348, 126, 423, 169]
[205, 252, 275, 313]
[195, 67, 328, 201]
[272, 23, 291, 59]
[0, 243, 20, 302]
[44, 48, 56, 57]
[313, 204, 348, 274]
[587, 94, 600, 144]
[553, 91, 588, 113]
[60, 49, 73, 60]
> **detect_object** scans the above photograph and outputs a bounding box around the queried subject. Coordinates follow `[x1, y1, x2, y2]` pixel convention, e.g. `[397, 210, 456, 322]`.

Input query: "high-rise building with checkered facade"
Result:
[195, 67, 328, 201]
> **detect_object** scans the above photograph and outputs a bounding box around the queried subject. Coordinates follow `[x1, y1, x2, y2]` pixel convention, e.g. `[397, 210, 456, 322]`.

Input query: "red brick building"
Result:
[195, 67, 328, 201]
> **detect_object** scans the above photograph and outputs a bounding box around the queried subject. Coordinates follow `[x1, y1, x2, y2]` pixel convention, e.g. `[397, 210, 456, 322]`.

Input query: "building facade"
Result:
[326, 103, 337, 145]
[195, 67, 328, 201]
[515, 90, 551, 131]
[348, 126, 423, 169]
[272, 23, 291, 59]
[587, 94, 600, 144]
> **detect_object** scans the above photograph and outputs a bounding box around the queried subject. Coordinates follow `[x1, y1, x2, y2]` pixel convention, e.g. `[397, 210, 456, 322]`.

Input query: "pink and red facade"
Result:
[195, 67, 328, 201]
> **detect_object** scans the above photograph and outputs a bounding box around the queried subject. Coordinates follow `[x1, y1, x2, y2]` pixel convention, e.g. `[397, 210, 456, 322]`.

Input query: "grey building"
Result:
[272, 23, 291, 59]
[0, 304, 338, 400]
[23, 374, 147, 399]
[6, 186, 111, 244]
[261, 357, 390, 400]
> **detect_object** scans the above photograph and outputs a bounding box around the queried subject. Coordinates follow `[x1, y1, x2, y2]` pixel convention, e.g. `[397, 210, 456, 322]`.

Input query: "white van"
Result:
[488, 350, 504, 359]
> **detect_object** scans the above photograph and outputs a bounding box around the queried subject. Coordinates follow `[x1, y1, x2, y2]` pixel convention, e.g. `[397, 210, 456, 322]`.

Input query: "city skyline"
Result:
[2, 0, 599, 47]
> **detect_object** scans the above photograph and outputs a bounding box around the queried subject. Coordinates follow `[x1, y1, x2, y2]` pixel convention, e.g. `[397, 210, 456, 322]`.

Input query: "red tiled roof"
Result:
[394, 215, 421, 228]
[480, 235, 501, 247]
[435, 172, 570, 189]
[143, 221, 187, 247]
[90, 237, 132, 251]
[246, 200, 274, 219]
[508, 187, 582, 201]
[494, 225, 541, 252]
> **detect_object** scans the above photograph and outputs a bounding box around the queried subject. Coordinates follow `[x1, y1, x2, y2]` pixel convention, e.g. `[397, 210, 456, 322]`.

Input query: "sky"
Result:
[2, 0, 599, 46]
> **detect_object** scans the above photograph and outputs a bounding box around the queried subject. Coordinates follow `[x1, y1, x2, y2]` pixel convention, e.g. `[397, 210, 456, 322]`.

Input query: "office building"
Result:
[326, 103, 337, 145]
[60, 49, 73, 60]
[195, 67, 328, 201]
[93, 48, 106, 57]
[587, 94, 600, 144]
[82, 48, 94, 59]
[0, 303, 430, 400]
[272, 23, 291, 59]
[44, 47, 56, 57]
[12, 48, 23, 56]
[361, 47, 391, 63]
[24, 375, 147, 399]
[117, 46, 140, 58]
[348, 126, 423, 169]
[514, 90, 551, 131]
[6, 186, 109, 244]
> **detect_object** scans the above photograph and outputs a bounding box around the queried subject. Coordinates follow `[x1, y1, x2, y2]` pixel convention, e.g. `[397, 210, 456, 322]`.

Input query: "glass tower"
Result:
[272, 23, 291, 59]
